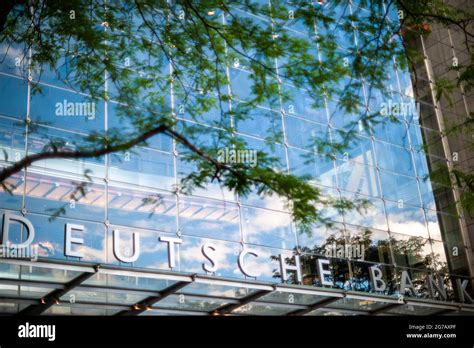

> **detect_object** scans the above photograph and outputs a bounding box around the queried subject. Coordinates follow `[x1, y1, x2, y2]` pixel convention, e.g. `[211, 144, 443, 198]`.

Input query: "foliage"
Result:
[0, 0, 472, 234]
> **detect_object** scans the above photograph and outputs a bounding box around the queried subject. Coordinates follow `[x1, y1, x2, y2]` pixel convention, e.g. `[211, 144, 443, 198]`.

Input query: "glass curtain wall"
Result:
[0, 0, 469, 304]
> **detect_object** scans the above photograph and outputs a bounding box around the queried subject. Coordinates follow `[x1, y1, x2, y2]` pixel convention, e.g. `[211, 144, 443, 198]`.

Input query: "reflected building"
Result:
[403, 0, 474, 280]
[0, 0, 473, 316]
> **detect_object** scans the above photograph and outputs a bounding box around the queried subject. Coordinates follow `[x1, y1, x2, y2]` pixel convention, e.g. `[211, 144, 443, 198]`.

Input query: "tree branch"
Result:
[0, 124, 169, 183]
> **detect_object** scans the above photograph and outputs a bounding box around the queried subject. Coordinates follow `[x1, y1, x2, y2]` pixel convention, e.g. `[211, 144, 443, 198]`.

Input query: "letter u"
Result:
[113, 229, 140, 263]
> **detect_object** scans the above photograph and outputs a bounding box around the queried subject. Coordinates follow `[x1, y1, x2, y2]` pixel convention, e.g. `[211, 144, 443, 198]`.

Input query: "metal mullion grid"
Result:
[278, 0, 351, 279]
[221, 9, 248, 272]
[445, 25, 474, 256]
[6, 258, 474, 310]
[100, 0, 113, 293]
[163, 0, 182, 273]
[446, 28, 472, 138]
[265, 0, 301, 257]
[293, 22, 333, 251]
[418, 34, 474, 277]
[311, 0, 345, 225]
[335, 0, 361, 290]
[353, 5, 397, 272]
[391, 56, 436, 258]
[17, 2, 37, 299]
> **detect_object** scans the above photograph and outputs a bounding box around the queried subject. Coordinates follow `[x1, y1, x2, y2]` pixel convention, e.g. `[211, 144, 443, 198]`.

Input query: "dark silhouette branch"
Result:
[0, 0, 23, 32]
[0, 124, 168, 183]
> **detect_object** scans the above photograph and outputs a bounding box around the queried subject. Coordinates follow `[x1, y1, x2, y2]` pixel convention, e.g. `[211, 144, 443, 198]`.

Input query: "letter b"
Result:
[369, 266, 386, 291]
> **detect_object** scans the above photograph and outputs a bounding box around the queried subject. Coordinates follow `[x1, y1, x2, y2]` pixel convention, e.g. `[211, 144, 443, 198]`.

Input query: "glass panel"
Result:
[301, 255, 351, 290]
[60, 289, 148, 305]
[298, 222, 345, 258]
[0, 74, 27, 119]
[281, 84, 327, 124]
[0, 116, 26, 163]
[425, 209, 442, 240]
[30, 83, 104, 133]
[258, 291, 325, 306]
[0, 263, 20, 280]
[108, 101, 172, 152]
[28, 125, 106, 178]
[289, 147, 336, 188]
[82, 273, 175, 292]
[0, 42, 27, 77]
[229, 67, 253, 101]
[0, 173, 24, 210]
[177, 157, 235, 201]
[328, 297, 389, 312]
[430, 240, 448, 272]
[391, 233, 432, 269]
[176, 94, 229, 128]
[372, 118, 409, 148]
[336, 160, 379, 197]
[379, 170, 421, 207]
[418, 175, 437, 210]
[375, 141, 415, 177]
[0, 302, 20, 314]
[314, 186, 344, 223]
[20, 266, 82, 283]
[109, 147, 174, 190]
[344, 225, 392, 264]
[182, 282, 256, 299]
[327, 98, 365, 132]
[179, 196, 240, 242]
[285, 115, 329, 151]
[384, 201, 429, 238]
[386, 304, 443, 315]
[408, 123, 424, 150]
[107, 184, 176, 232]
[276, 5, 314, 34]
[238, 134, 287, 170]
[333, 133, 375, 166]
[19, 286, 55, 299]
[240, 189, 288, 211]
[0, 284, 19, 297]
[44, 305, 117, 315]
[153, 294, 229, 312]
[24, 172, 105, 223]
[340, 193, 388, 231]
[231, 302, 294, 315]
[235, 107, 282, 139]
[241, 206, 296, 249]
[179, 236, 242, 279]
[306, 308, 356, 316]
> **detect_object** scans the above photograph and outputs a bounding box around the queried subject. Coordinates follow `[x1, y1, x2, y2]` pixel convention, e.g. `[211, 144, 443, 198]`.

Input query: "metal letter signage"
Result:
[1, 213, 472, 304]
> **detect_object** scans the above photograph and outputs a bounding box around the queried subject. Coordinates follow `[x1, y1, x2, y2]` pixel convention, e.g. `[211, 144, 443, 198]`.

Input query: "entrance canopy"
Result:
[0, 258, 473, 316]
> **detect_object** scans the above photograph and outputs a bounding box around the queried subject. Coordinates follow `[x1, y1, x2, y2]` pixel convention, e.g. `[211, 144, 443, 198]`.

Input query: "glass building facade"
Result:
[0, 0, 473, 316]
[406, 0, 474, 279]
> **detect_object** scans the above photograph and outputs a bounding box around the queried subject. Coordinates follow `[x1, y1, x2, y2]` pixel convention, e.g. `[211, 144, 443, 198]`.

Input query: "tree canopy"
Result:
[0, 0, 473, 235]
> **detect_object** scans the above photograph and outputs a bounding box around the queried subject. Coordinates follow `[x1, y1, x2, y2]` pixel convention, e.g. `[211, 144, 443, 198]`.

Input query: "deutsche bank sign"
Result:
[1, 212, 472, 304]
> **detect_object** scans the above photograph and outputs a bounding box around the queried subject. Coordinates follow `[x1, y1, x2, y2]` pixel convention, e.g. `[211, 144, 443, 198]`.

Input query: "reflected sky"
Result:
[0, 0, 460, 296]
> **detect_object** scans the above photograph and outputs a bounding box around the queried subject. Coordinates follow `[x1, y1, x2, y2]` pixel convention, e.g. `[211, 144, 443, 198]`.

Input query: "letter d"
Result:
[2, 213, 35, 248]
